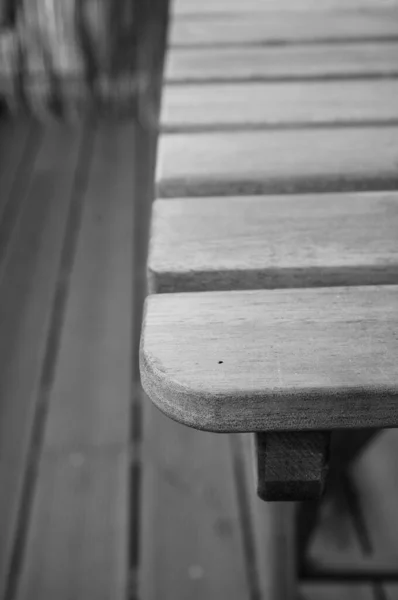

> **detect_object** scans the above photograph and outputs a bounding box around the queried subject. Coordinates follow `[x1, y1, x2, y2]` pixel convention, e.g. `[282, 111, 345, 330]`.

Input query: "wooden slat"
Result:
[15, 450, 129, 600]
[40, 123, 134, 450]
[169, 10, 398, 47]
[156, 127, 398, 197]
[0, 124, 83, 597]
[139, 398, 250, 600]
[16, 123, 134, 599]
[165, 42, 398, 83]
[172, 0, 398, 15]
[141, 286, 398, 433]
[149, 192, 398, 293]
[161, 80, 398, 131]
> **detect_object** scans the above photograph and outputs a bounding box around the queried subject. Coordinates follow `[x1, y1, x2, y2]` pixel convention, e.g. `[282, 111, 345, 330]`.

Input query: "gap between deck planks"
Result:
[165, 42, 398, 83]
[160, 80, 398, 131]
[0, 121, 134, 600]
[0, 122, 85, 597]
[169, 9, 398, 47]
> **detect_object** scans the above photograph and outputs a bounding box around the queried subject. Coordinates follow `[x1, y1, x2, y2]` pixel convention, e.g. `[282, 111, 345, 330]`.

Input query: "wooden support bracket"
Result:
[254, 431, 331, 502]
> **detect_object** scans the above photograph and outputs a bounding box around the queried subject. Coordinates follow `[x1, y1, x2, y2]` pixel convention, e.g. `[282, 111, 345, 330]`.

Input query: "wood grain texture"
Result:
[255, 432, 330, 501]
[156, 127, 398, 197]
[161, 80, 398, 131]
[148, 192, 398, 293]
[16, 450, 129, 600]
[42, 123, 134, 449]
[140, 286, 398, 432]
[169, 9, 398, 47]
[172, 0, 398, 15]
[139, 397, 250, 600]
[165, 42, 398, 83]
[16, 123, 134, 598]
[0, 124, 83, 596]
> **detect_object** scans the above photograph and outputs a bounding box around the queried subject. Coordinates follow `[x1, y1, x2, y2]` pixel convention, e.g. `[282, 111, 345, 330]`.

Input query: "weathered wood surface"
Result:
[156, 127, 398, 197]
[15, 123, 133, 599]
[161, 80, 398, 131]
[172, 0, 398, 15]
[139, 396, 250, 600]
[141, 286, 398, 433]
[148, 192, 398, 293]
[165, 42, 398, 83]
[0, 123, 83, 597]
[16, 451, 130, 600]
[0, 0, 138, 118]
[169, 9, 398, 47]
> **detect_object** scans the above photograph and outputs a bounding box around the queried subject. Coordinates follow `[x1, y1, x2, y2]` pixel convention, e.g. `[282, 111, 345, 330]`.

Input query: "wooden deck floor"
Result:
[1, 112, 398, 600]
[1, 0, 398, 598]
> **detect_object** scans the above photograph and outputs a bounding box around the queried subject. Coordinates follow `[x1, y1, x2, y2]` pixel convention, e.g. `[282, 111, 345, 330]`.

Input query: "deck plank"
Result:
[172, 0, 398, 15]
[171, 0, 398, 18]
[165, 43, 398, 83]
[156, 127, 398, 197]
[161, 80, 398, 131]
[170, 10, 398, 47]
[15, 450, 129, 600]
[140, 398, 250, 600]
[0, 123, 83, 597]
[15, 123, 134, 600]
[141, 286, 398, 433]
[149, 192, 398, 293]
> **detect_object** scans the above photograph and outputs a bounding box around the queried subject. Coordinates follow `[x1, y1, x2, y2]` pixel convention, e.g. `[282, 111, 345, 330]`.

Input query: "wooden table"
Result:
[140, 0, 398, 596]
